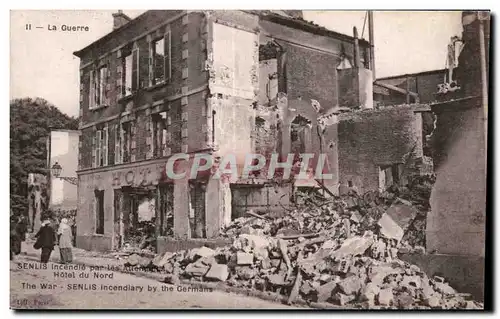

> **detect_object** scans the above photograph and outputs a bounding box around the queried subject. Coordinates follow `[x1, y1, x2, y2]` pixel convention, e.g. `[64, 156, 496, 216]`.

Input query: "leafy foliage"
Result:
[10, 97, 79, 216]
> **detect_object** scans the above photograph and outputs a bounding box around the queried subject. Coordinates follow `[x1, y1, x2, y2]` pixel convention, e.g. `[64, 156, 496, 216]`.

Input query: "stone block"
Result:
[300, 281, 317, 295]
[317, 280, 338, 302]
[319, 274, 331, 283]
[350, 211, 362, 224]
[154, 252, 174, 268]
[330, 233, 375, 259]
[188, 246, 215, 261]
[270, 258, 281, 267]
[361, 282, 380, 303]
[184, 262, 210, 277]
[378, 213, 404, 242]
[424, 294, 441, 308]
[261, 258, 272, 269]
[332, 293, 356, 306]
[338, 275, 362, 295]
[377, 288, 394, 306]
[239, 234, 272, 250]
[334, 258, 352, 274]
[126, 253, 140, 266]
[267, 273, 287, 286]
[253, 247, 269, 260]
[205, 263, 229, 281]
[395, 291, 413, 308]
[368, 265, 402, 285]
[400, 275, 422, 290]
[321, 239, 336, 250]
[386, 200, 418, 229]
[236, 252, 254, 265]
[139, 257, 152, 267]
[164, 274, 180, 285]
[435, 282, 456, 295]
[235, 266, 256, 280]
[164, 262, 174, 274]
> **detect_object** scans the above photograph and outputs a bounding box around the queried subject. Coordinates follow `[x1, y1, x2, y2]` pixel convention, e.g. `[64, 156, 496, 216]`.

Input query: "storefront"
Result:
[76, 157, 231, 252]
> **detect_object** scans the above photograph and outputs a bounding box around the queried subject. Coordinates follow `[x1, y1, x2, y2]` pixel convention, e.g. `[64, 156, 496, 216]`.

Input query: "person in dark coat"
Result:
[16, 215, 28, 254]
[10, 215, 21, 261]
[35, 219, 57, 263]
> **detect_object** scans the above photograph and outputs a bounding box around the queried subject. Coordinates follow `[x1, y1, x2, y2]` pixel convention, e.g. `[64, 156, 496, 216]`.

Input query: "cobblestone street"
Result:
[10, 242, 296, 309]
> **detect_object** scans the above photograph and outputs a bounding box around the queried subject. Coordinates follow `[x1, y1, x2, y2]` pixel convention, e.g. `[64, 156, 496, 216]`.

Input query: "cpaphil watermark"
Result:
[163, 153, 334, 182]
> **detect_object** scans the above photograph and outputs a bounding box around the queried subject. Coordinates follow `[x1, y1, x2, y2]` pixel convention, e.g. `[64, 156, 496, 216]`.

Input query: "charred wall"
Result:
[337, 107, 423, 194]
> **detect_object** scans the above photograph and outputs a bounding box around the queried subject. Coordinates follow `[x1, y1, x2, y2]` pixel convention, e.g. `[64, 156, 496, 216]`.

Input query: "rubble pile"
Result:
[122, 184, 483, 309]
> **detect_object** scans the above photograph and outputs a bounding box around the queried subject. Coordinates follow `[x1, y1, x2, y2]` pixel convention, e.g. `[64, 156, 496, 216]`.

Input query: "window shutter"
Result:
[103, 124, 108, 166]
[130, 122, 136, 162]
[116, 62, 123, 99]
[165, 32, 171, 82]
[105, 66, 111, 105]
[95, 68, 101, 106]
[148, 42, 154, 86]
[91, 129, 96, 168]
[115, 124, 121, 164]
[162, 121, 168, 157]
[89, 70, 95, 109]
[132, 49, 139, 92]
[97, 130, 103, 167]
[146, 116, 153, 159]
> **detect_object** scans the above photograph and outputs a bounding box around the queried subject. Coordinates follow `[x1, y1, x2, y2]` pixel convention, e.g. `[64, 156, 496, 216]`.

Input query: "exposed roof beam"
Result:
[374, 80, 420, 103]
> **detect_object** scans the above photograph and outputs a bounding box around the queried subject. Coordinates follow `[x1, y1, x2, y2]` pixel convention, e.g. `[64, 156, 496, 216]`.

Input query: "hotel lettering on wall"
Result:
[111, 164, 165, 188]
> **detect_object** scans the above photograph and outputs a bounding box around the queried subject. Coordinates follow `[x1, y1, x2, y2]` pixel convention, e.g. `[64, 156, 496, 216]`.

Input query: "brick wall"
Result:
[337, 107, 421, 193]
[77, 11, 209, 172]
[374, 70, 446, 106]
[285, 44, 339, 107]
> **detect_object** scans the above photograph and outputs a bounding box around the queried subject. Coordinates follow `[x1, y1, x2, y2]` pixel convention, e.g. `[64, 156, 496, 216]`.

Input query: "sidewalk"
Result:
[20, 239, 156, 278]
[16, 240, 323, 309]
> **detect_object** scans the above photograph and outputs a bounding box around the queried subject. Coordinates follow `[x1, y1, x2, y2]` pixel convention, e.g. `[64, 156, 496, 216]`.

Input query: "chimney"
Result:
[112, 10, 131, 30]
[354, 27, 373, 109]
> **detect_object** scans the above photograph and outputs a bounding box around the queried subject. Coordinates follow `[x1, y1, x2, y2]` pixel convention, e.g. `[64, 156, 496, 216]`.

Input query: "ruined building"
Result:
[74, 10, 434, 252]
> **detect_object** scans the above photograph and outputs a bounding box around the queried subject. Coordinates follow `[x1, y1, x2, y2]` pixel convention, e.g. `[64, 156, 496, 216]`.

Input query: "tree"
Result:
[10, 97, 79, 216]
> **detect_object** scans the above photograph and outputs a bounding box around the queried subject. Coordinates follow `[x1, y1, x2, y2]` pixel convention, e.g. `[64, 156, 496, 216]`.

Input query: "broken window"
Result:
[92, 125, 108, 168]
[121, 188, 157, 250]
[113, 189, 123, 250]
[89, 65, 109, 109]
[189, 183, 206, 239]
[290, 115, 312, 155]
[150, 32, 171, 86]
[259, 42, 279, 105]
[379, 164, 403, 192]
[158, 184, 174, 237]
[114, 123, 121, 164]
[122, 122, 132, 163]
[121, 48, 138, 96]
[152, 112, 168, 157]
[95, 190, 105, 235]
[167, 106, 182, 154]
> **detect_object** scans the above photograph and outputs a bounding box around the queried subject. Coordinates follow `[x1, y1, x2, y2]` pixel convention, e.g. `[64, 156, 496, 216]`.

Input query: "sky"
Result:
[10, 10, 463, 117]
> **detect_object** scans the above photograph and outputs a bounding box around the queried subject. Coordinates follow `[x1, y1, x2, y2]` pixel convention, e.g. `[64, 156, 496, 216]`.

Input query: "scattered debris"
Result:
[126, 183, 482, 309]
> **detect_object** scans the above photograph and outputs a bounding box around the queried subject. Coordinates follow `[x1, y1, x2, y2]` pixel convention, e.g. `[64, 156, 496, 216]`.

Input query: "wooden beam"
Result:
[374, 81, 420, 103]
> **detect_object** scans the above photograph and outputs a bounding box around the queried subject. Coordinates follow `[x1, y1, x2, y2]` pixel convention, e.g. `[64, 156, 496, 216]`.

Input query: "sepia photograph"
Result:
[9, 8, 490, 310]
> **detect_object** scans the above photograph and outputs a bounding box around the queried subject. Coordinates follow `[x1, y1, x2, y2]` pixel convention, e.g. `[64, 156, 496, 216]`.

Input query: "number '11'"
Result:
[25, 24, 31, 30]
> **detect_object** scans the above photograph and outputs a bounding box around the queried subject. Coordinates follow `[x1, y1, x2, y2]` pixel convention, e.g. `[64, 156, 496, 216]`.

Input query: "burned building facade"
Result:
[74, 10, 379, 252]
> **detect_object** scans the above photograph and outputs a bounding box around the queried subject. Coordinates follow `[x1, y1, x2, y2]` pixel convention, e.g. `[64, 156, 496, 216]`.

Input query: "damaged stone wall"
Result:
[231, 183, 291, 220]
[284, 44, 339, 108]
[428, 98, 485, 257]
[337, 106, 424, 194]
[209, 95, 255, 159]
[205, 15, 260, 159]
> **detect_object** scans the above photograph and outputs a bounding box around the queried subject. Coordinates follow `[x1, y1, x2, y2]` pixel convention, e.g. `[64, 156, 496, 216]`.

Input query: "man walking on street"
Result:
[34, 219, 57, 263]
[16, 215, 28, 254]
